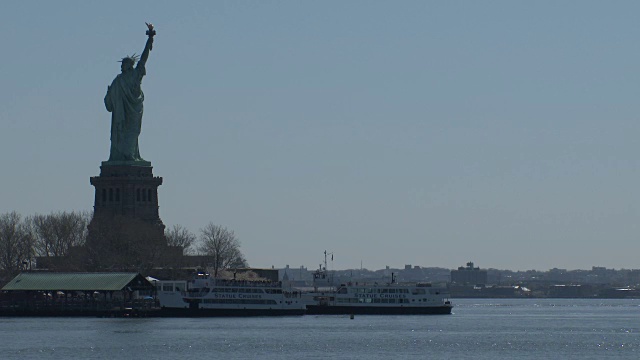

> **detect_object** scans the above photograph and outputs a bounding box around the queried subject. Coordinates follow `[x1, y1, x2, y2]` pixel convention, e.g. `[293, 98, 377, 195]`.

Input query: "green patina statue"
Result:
[104, 23, 156, 165]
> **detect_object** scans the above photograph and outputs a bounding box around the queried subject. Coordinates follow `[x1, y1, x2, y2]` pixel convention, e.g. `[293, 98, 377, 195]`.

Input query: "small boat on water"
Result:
[156, 272, 306, 317]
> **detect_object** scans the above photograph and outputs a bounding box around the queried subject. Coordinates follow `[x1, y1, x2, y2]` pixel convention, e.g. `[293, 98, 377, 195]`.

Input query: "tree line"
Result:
[0, 211, 247, 277]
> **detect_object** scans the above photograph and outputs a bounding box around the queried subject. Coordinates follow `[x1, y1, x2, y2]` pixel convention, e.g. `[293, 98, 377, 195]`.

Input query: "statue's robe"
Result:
[104, 63, 146, 162]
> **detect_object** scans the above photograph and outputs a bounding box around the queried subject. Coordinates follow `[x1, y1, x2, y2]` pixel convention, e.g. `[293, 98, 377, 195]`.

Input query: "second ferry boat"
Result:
[156, 272, 306, 316]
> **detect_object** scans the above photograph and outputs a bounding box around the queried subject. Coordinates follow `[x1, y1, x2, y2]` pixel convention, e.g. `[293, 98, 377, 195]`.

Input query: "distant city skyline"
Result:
[2, 1, 640, 271]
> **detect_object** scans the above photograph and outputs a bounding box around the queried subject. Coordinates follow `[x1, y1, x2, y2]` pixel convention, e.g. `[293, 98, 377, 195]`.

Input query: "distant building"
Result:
[451, 262, 488, 285]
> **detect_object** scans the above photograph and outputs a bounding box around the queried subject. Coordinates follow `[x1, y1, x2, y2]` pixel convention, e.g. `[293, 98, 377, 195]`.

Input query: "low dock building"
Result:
[1, 272, 155, 317]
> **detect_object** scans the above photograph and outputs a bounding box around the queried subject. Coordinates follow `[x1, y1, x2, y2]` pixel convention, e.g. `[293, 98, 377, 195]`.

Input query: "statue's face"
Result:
[121, 61, 133, 72]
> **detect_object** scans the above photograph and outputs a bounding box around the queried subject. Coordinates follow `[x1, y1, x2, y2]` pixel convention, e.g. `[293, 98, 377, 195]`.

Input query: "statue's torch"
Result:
[145, 22, 156, 37]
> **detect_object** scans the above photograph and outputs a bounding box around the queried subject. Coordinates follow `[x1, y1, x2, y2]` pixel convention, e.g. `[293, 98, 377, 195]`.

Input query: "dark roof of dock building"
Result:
[2, 272, 151, 291]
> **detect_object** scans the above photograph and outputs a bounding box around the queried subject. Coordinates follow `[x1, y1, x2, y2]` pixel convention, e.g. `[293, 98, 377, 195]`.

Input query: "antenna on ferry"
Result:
[323, 250, 334, 271]
[323, 250, 327, 271]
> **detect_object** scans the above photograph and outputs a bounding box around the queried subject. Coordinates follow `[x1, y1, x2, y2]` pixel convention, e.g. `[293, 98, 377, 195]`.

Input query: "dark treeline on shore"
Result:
[0, 211, 247, 285]
[0, 211, 89, 272]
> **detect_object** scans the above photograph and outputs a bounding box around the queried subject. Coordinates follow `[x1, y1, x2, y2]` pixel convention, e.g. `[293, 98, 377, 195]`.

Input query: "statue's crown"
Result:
[119, 53, 140, 64]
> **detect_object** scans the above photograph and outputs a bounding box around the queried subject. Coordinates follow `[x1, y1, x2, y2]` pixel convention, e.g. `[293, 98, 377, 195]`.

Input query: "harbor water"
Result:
[1, 298, 638, 359]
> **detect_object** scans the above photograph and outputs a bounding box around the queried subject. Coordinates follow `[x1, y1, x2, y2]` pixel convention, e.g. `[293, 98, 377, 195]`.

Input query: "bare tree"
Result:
[165, 224, 196, 255]
[32, 211, 89, 257]
[218, 269, 265, 281]
[0, 212, 34, 273]
[198, 223, 247, 278]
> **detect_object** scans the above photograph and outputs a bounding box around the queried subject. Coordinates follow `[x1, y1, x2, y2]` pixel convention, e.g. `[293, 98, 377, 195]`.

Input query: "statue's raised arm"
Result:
[138, 22, 156, 68]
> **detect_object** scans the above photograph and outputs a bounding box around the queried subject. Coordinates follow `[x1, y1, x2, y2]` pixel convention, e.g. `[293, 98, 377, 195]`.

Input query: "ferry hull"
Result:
[159, 307, 306, 317]
[306, 305, 452, 315]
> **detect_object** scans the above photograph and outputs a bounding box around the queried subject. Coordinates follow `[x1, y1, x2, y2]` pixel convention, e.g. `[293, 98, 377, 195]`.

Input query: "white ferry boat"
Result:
[302, 254, 453, 315]
[304, 281, 453, 315]
[156, 272, 306, 317]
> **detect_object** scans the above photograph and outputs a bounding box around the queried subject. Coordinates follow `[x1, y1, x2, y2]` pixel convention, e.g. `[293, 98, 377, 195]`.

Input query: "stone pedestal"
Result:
[90, 164, 164, 226]
[82, 163, 179, 271]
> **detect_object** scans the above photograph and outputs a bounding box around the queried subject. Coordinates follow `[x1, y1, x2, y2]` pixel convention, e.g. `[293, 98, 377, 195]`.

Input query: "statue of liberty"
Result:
[104, 23, 156, 164]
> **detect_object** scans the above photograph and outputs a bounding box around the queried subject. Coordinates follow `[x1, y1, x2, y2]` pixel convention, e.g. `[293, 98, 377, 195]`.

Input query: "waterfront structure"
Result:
[0, 272, 155, 316]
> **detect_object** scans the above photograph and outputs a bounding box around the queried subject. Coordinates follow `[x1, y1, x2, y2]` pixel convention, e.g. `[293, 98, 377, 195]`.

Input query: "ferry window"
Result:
[389, 289, 396, 294]
[365, 298, 372, 303]
[163, 284, 173, 291]
[381, 289, 388, 293]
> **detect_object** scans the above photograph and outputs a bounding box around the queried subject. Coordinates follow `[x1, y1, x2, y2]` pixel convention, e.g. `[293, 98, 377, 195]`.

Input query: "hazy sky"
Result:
[1, 1, 639, 271]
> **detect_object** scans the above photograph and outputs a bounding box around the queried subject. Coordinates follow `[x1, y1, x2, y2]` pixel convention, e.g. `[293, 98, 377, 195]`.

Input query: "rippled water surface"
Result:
[1, 299, 638, 359]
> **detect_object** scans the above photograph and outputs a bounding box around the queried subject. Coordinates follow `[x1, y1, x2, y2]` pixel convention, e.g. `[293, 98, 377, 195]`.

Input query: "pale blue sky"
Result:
[1, 1, 639, 271]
